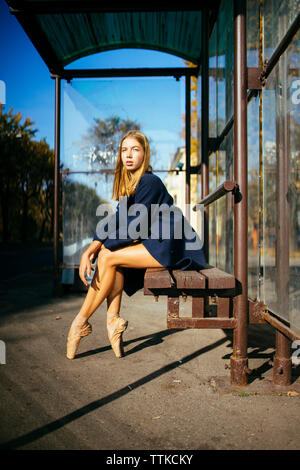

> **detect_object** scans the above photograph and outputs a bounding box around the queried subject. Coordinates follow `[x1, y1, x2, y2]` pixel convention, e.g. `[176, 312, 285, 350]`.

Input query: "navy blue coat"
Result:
[93, 171, 206, 296]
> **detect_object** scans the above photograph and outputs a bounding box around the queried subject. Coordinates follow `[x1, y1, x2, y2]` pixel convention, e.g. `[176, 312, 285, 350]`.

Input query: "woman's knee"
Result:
[97, 247, 116, 268]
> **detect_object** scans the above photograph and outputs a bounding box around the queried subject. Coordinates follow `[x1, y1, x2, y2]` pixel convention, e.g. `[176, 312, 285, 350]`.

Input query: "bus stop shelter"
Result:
[6, 0, 300, 387]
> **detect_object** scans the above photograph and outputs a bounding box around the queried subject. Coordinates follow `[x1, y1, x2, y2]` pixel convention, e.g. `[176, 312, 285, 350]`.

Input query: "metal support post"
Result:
[230, 0, 249, 386]
[201, 7, 209, 263]
[185, 74, 191, 221]
[273, 330, 292, 386]
[53, 76, 61, 295]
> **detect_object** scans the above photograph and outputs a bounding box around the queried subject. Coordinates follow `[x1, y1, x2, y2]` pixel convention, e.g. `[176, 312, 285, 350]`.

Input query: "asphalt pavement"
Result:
[0, 255, 300, 451]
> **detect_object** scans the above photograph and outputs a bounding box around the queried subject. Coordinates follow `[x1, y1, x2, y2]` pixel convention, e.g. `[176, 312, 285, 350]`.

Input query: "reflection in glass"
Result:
[248, 95, 260, 301]
[62, 172, 115, 266]
[263, 0, 300, 60]
[247, 0, 260, 67]
[61, 76, 185, 268]
[262, 26, 300, 330]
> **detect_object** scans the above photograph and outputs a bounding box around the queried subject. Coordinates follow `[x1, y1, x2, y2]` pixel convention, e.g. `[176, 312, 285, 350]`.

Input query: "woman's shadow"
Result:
[76, 327, 183, 359]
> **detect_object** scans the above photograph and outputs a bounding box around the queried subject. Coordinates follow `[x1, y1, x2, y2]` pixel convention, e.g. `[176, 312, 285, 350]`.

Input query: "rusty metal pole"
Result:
[53, 75, 61, 295]
[230, 0, 249, 386]
[185, 74, 191, 222]
[201, 7, 209, 263]
[273, 331, 292, 386]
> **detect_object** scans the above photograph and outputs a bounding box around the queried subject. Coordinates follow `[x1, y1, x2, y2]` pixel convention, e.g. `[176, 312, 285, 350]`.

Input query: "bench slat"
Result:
[144, 268, 174, 291]
[200, 267, 235, 290]
[172, 269, 206, 289]
[144, 267, 236, 292]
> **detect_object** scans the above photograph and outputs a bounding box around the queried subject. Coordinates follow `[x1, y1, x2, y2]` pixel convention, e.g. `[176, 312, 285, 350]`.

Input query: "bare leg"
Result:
[106, 267, 124, 315]
[74, 243, 162, 323]
[67, 243, 163, 359]
[66, 266, 124, 360]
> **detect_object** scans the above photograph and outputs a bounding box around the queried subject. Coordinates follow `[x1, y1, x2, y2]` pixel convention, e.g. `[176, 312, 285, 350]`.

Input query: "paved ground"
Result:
[0, 264, 300, 451]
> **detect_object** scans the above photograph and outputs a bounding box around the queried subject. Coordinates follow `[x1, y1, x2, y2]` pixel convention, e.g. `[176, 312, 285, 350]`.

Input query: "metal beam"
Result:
[8, 0, 220, 14]
[185, 75, 191, 221]
[201, 7, 209, 263]
[53, 67, 199, 81]
[53, 77, 61, 296]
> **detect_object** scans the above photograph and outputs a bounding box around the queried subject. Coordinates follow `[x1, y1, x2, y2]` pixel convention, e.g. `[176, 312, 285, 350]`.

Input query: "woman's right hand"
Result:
[79, 241, 102, 286]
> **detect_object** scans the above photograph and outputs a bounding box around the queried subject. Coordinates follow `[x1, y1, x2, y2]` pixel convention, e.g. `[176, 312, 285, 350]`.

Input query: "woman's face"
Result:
[121, 137, 145, 172]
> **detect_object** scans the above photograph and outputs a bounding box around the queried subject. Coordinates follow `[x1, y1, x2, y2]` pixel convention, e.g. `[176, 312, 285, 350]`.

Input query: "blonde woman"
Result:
[66, 130, 206, 360]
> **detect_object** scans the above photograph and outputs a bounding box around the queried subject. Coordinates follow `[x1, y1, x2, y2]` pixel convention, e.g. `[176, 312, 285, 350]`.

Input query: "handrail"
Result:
[193, 180, 238, 210]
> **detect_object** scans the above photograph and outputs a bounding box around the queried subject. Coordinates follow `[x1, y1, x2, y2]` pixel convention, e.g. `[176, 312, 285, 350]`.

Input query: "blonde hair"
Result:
[112, 130, 151, 200]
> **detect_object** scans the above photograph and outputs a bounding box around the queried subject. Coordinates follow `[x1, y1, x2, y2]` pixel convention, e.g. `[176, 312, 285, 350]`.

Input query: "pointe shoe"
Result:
[107, 316, 128, 358]
[66, 321, 92, 360]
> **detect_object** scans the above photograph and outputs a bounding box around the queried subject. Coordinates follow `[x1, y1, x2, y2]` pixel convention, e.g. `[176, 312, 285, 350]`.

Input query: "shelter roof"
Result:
[6, 1, 220, 73]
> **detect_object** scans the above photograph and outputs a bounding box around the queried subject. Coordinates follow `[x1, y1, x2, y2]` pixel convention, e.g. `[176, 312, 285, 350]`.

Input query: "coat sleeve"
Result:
[98, 174, 163, 250]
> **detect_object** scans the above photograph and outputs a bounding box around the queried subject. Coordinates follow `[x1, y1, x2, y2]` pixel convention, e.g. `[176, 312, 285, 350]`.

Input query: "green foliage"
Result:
[62, 179, 107, 244]
[0, 107, 54, 242]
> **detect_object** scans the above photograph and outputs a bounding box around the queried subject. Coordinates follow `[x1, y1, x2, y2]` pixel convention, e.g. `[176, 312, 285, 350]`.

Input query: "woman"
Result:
[66, 130, 206, 360]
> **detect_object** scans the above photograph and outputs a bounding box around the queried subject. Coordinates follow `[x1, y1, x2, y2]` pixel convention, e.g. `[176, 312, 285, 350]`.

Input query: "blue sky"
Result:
[0, 0, 186, 157]
[0, 0, 56, 144]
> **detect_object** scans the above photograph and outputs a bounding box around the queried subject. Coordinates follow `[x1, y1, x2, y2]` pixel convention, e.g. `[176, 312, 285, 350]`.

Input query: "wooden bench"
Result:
[144, 266, 237, 330]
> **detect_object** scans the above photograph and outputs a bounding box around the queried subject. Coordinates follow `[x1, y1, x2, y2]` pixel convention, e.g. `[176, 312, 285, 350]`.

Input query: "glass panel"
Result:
[62, 171, 115, 266]
[209, 152, 217, 266]
[208, 0, 234, 138]
[248, 94, 260, 300]
[62, 76, 185, 267]
[263, 0, 300, 60]
[247, 0, 260, 67]
[262, 27, 300, 331]
[262, 67, 278, 315]
[62, 77, 184, 172]
[209, 23, 217, 138]
[218, 128, 234, 274]
[217, 0, 234, 131]
[207, 142, 234, 272]
[191, 74, 200, 167]
[288, 28, 300, 331]
[197, 73, 202, 163]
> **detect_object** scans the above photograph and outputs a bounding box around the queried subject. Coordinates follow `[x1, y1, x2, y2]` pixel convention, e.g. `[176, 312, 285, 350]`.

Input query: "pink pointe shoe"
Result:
[107, 315, 128, 358]
[66, 321, 92, 360]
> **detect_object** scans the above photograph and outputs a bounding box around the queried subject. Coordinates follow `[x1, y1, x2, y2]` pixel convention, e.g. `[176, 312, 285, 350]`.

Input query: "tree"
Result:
[75, 115, 158, 171]
[0, 107, 55, 242]
[78, 116, 141, 170]
[0, 107, 36, 241]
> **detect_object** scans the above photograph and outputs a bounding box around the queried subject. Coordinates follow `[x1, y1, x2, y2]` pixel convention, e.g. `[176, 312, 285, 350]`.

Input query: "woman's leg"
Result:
[73, 243, 162, 324]
[66, 265, 125, 359]
[67, 243, 162, 358]
[106, 267, 124, 315]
